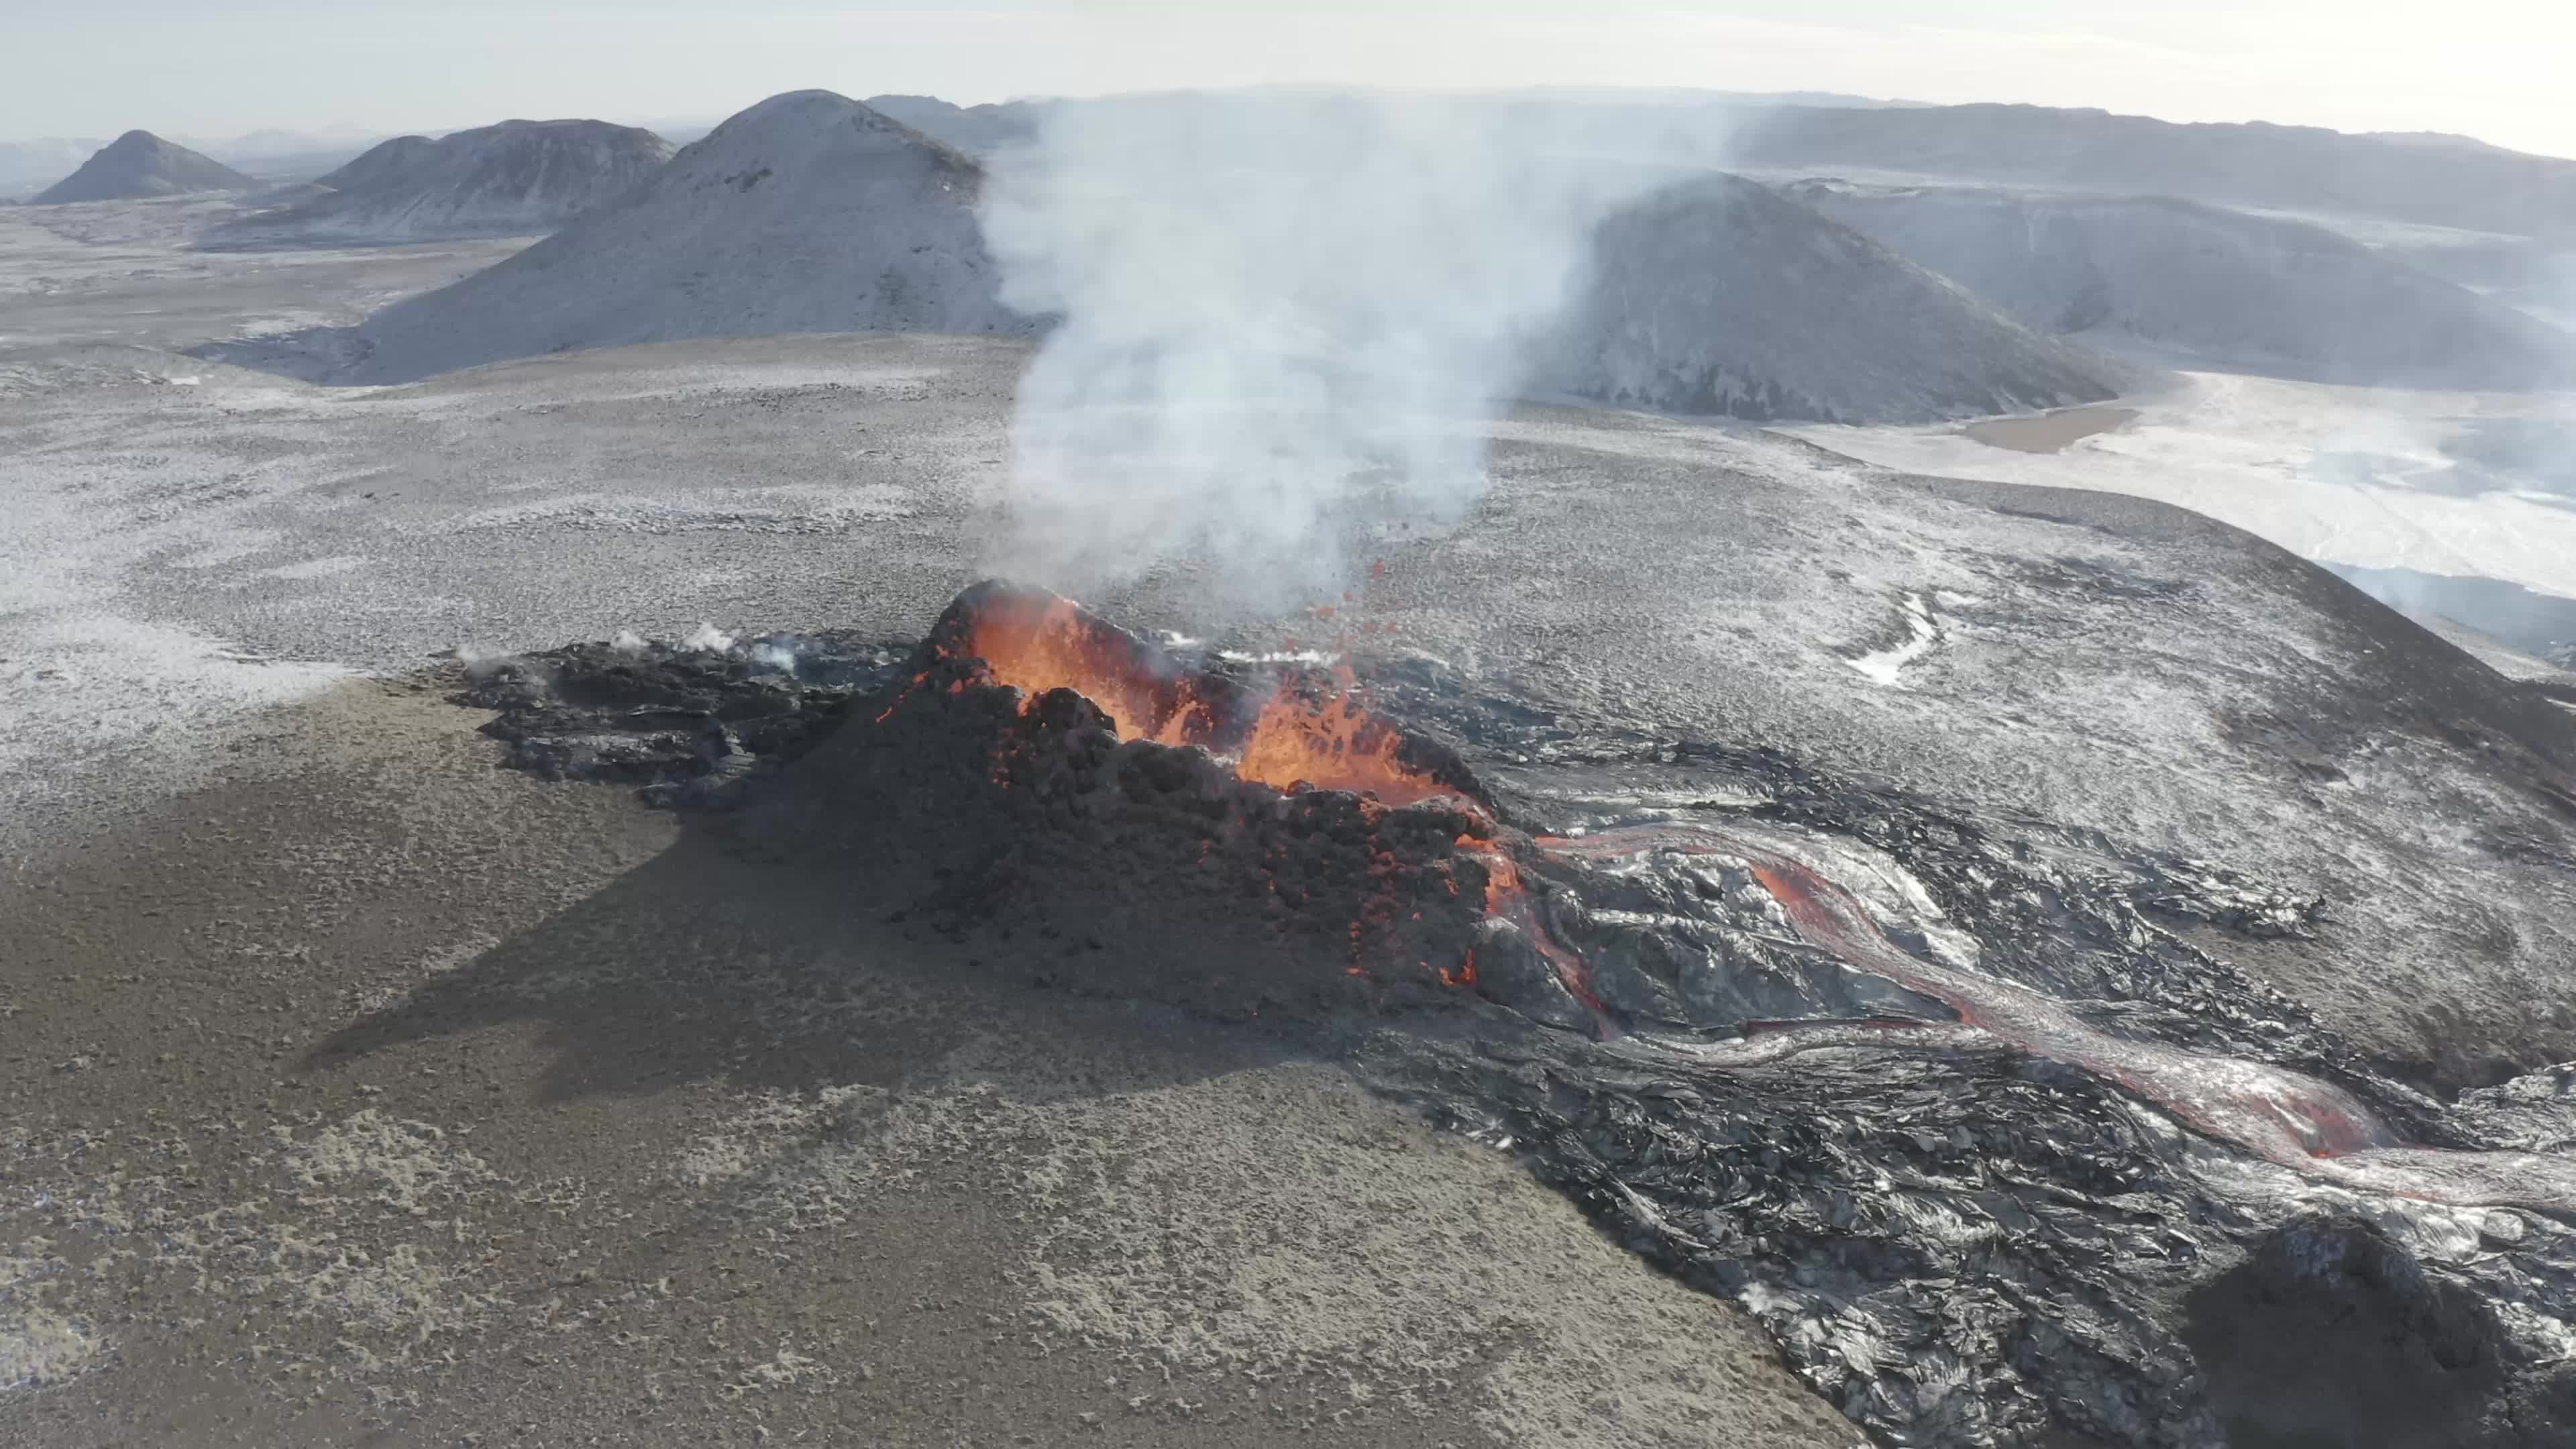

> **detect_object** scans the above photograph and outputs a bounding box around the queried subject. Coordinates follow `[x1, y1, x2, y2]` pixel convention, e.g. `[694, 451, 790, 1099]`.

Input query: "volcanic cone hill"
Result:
[228, 119, 674, 242]
[1534, 172, 2128, 422]
[343, 91, 1030, 383]
[312, 134, 437, 191]
[33, 129, 258, 203]
[1786, 180, 2576, 389]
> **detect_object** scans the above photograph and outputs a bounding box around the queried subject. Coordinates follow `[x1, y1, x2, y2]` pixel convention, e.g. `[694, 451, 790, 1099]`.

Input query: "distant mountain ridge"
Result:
[33, 131, 257, 204]
[1784, 180, 2575, 389]
[867, 91, 2576, 244]
[862, 95, 1038, 154]
[315, 89, 2125, 423]
[1536, 173, 2126, 423]
[860, 87, 1944, 160]
[1730, 103, 2576, 239]
[344, 91, 1032, 382]
[228, 119, 673, 241]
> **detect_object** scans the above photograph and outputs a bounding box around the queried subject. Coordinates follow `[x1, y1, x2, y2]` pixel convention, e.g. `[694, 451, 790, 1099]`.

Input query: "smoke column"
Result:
[978, 91, 1683, 607]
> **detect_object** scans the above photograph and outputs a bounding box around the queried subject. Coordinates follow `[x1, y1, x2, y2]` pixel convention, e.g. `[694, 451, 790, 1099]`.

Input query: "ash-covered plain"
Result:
[12, 314, 2576, 1445]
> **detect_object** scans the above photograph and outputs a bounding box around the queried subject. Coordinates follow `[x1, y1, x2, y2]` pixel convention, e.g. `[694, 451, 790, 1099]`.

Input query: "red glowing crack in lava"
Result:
[920, 586, 2576, 1213]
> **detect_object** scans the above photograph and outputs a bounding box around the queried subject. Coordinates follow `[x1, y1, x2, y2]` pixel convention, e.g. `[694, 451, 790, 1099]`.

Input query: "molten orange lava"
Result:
[957, 597, 1456, 808]
[964, 595, 1213, 747]
[1234, 675, 1452, 807]
[1456, 829, 1605, 1017]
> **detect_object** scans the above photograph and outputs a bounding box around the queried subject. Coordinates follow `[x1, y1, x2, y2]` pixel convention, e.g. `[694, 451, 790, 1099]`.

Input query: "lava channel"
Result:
[1549, 825, 2576, 1212]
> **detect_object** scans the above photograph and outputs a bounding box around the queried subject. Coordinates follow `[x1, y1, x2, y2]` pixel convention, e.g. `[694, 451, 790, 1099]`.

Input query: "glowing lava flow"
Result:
[1549, 824, 2576, 1212]
[941, 586, 1472, 809]
[1454, 830, 1606, 1014]
[924, 588, 2576, 1209]
[963, 592, 1219, 747]
[1236, 671, 1458, 808]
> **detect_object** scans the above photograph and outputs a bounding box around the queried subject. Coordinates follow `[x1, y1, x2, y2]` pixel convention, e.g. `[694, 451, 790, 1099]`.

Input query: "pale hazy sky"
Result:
[9, 0, 2575, 158]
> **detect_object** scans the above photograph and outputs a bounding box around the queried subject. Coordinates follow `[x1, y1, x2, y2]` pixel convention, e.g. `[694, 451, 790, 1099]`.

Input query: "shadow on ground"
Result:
[304, 815, 1299, 1106]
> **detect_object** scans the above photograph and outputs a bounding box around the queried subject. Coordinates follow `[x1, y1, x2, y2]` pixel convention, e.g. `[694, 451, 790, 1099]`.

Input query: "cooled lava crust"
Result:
[464, 582, 2576, 1449]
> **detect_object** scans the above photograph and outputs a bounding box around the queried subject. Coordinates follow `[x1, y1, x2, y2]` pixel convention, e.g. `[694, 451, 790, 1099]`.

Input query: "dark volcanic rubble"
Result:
[453, 629, 907, 804]
[458, 584, 2576, 1448]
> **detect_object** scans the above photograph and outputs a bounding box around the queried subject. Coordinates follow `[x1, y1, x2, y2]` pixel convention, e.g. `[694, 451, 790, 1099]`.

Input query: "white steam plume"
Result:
[978, 91, 1687, 606]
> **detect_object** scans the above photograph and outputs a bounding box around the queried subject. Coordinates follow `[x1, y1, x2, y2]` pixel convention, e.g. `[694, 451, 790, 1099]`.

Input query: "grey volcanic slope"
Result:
[345, 92, 1029, 382]
[34, 130, 257, 203]
[13, 331, 2572, 1096]
[238, 120, 674, 241]
[1785, 180, 2576, 389]
[1534, 172, 2126, 422]
[311, 135, 437, 191]
[1730, 101, 2576, 239]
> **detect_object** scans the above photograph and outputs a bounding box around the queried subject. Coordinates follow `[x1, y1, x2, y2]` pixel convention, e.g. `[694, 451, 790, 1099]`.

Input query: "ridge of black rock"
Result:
[451, 629, 908, 807]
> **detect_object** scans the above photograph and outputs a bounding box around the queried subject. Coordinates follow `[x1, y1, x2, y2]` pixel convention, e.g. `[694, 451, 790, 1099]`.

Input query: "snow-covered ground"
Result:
[1786, 371, 2576, 604]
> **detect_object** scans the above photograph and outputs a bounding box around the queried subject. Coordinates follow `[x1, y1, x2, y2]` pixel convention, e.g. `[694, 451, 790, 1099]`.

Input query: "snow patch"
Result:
[0, 614, 346, 786]
[0, 1256, 97, 1391]
[1843, 594, 1938, 687]
[1216, 649, 1341, 666]
[1790, 372, 2576, 603]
